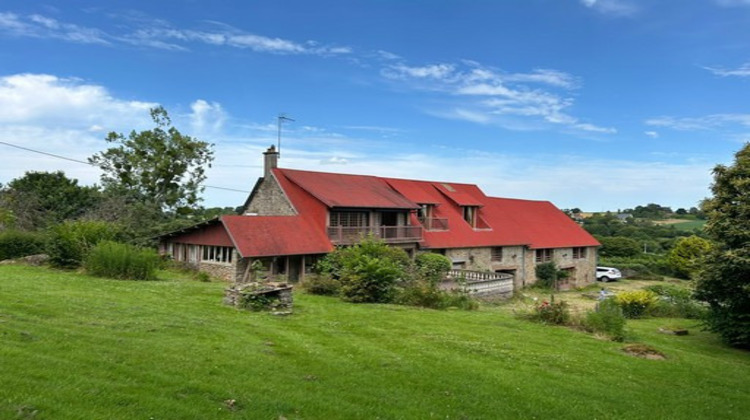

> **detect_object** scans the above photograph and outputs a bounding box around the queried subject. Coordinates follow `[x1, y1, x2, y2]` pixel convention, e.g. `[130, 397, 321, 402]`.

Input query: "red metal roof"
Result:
[278, 168, 420, 209]
[487, 198, 601, 249]
[162, 166, 598, 257]
[221, 215, 333, 258]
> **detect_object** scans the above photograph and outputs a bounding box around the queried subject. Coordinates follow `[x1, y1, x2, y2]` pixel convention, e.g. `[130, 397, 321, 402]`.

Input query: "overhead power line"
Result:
[0, 140, 250, 194]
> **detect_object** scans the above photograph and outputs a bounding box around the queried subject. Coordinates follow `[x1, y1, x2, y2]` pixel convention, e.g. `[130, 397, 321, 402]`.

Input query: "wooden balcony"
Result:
[418, 217, 449, 231]
[327, 225, 423, 245]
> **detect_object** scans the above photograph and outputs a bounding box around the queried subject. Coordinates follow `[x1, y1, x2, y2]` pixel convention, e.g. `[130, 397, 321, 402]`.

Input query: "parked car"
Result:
[596, 266, 622, 282]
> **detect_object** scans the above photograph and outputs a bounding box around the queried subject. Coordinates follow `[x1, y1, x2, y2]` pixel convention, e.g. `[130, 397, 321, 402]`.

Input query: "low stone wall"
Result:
[224, 282, 293, 313]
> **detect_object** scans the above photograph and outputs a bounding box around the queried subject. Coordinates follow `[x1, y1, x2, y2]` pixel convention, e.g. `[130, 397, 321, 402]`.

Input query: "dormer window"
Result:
[462, 206, 478, 227]
[419, 204, 434, 220]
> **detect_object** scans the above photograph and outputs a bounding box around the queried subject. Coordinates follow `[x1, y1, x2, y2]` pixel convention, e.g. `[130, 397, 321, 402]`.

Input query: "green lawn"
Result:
[1, 265, 748, 419]
[672, 219, 707, 232]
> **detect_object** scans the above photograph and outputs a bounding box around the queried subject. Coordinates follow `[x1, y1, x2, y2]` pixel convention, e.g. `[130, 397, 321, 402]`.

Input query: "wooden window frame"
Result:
[535, 248, 553, 263]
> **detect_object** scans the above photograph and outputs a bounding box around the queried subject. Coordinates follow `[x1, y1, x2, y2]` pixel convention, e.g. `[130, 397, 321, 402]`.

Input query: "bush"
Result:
[528, 295, 570, 325]
[534, 262, 569, 289]
[584, 299, 626, 341]
[48, 220, 120, 268]
[598, 236, 641, 257]
[84, 241, 160, 280]
[316, 237, 409, 304]
[339, 254, 403, 303]
[615, 290, 658, 319]
[0, 230, 47, 260]
[644, 284, 706, 319]
[397, 281, 478, 310]
[302, 274, 342, 296]
[415, 253, 451, 285]
[599, 254, 675, 278]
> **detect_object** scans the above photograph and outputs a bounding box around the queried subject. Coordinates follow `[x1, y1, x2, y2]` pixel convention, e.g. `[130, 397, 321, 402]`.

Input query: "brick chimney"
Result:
[263, 145, 279, 178]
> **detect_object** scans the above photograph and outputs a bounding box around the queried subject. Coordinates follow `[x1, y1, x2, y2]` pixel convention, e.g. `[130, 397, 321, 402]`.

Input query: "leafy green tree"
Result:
[695, 143, 750, 348]
[0, 171, 100, 230]
[667, 235, 712, 279]
[598, 236, 641, 258]
[88, 106, 214, 213]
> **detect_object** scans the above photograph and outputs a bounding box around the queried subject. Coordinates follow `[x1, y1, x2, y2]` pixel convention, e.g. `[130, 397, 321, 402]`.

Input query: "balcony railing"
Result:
[327, 225, 423, 245]
[418, 217, 449, 231]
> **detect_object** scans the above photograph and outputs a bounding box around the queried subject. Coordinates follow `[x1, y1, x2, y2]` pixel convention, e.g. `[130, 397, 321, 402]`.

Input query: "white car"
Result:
[596, 266, 622, 282]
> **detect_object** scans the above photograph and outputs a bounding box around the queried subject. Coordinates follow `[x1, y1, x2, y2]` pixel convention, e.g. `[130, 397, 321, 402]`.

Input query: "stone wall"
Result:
[244, 176, 296, 216]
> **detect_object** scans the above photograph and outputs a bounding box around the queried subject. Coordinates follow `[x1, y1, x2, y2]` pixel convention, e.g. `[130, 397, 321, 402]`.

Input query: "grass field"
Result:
[1, 265, 749, 419]
[653, 218, 707, 232]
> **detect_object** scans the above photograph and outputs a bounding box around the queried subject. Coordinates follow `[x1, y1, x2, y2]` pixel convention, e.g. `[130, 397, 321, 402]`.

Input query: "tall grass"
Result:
[84, 240, 160, 280]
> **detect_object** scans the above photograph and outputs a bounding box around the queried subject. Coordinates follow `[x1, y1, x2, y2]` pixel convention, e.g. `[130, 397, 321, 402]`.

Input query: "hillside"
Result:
[1, 265, 749, 419]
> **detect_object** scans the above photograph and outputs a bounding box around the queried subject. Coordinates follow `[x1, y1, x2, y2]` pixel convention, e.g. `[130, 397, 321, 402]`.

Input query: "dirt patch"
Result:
[622, 343, 666, 360]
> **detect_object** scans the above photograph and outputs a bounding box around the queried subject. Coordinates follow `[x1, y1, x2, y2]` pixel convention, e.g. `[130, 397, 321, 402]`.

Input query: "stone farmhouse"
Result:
[159, 146, 600, 290]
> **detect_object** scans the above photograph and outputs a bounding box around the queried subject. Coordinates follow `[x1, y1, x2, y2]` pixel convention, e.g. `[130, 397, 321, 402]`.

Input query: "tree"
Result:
[0, 171, 100, 230]
[89, 106, 214, 213]
[597, 236, 641, 258]
[667, 235, 712, 279]
[695, 143, 750, 348]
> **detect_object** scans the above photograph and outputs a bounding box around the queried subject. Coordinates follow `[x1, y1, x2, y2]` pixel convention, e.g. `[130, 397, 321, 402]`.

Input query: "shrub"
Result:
[584, 299, 626, 341]
[644, 284, 706, 319]
[397, 281, 478, 310]
[598, 236, 641, 257]
[302, 274, 342, 296]
[0, 230, 47, 260]
[534, 262, 569, 289]
[615, 290, 658, 319]
[339, 254, 403, 303]
[48, 220, 120, 268]
[316, 237, 409, 303]
[84, 241, 160, 280]
[415, 253, 451, 285]
[528, 295, 570, 325]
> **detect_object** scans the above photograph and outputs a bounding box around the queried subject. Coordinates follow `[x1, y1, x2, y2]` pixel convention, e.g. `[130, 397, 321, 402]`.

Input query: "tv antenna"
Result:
[277, 113, 295, 158]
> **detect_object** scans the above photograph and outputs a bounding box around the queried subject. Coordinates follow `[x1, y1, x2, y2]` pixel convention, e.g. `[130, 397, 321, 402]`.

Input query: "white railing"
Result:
[443, 269, 514, 297]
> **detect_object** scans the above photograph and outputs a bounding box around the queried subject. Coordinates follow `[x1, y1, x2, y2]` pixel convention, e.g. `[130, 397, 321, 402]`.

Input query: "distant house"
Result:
[616, 213, 633, 222]
[159, 146, 600, 290]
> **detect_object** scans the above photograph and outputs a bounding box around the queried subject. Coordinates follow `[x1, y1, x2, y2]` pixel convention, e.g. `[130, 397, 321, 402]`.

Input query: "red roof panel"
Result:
[278, 168, 419, 209]
[221, 215, 333, 258]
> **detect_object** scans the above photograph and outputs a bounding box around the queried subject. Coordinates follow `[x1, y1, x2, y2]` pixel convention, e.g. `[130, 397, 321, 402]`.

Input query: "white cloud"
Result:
[189, 99, 226, 136]
[383, 61, 613, 135]
[580, 0, 638, 16]
[321, 156, 349, 165]
[645, 130, 659, 138]
[0, 73, 162, 189]
[704, 63, 750, 77]
[0, 73, 155, 126]
[0, 11, 351, 56]
[0, 12, 109, 44]
[646, 114, 750, 131]
[383, 63, 456, 80]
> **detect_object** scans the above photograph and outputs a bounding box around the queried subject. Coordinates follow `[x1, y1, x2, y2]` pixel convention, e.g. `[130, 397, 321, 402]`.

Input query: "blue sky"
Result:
[1, 0, 749, 211]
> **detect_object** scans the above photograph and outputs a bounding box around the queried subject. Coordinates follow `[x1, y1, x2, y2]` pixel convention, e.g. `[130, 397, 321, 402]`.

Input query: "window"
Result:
[572, 247, 587, 259]
[418, 204, 434, 220]
[330, 211, 368, 227]
[462, 206, 477, 227]
[491, 247, 503, 262]
[535, 248, 553, 263]
[201, 246, 233, 264]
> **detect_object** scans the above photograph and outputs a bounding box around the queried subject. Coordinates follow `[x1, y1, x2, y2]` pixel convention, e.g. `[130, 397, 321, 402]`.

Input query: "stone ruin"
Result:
[223, 282, 293, 315]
